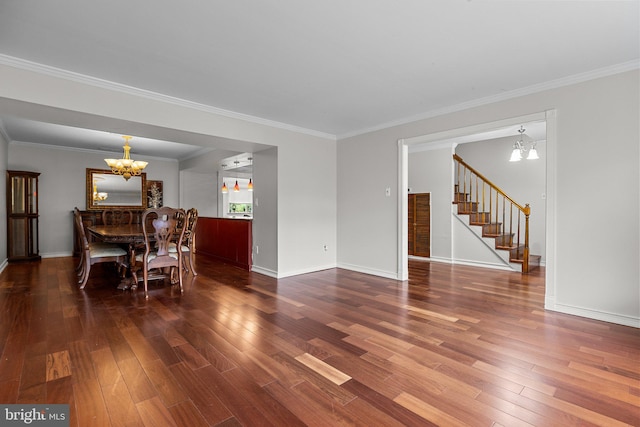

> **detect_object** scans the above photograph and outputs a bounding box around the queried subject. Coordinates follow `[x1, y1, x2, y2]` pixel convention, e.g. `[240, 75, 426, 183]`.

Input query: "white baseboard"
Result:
[409, 255, 514, 272]
[336, 262, 399, 280]
[274, 263, 337, 279]
[250, 265, 278, 278]
[545, 297, 639, 328]
[0, 258, 8, 274]
[42, 252, 74, 259]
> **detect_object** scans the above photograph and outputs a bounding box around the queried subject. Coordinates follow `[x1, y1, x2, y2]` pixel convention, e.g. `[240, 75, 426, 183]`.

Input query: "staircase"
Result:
[453, 155, 540, 273]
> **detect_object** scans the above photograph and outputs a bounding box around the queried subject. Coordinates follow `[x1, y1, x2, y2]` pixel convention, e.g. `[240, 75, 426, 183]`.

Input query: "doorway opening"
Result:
[397, 110, 556, 308]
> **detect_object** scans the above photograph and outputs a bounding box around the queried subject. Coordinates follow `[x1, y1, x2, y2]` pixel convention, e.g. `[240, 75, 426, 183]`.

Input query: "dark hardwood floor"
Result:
[0, 255, 638, 426]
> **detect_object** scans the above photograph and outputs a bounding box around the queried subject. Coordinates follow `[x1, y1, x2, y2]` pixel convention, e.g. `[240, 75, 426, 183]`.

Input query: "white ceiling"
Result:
[0, 1, 638, 156]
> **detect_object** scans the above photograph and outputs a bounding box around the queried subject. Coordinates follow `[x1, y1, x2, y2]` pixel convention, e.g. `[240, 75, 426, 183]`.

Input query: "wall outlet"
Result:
[385, 187, 391, 197]
[323, 244, 328, 251]
[255, 245, 259, 254]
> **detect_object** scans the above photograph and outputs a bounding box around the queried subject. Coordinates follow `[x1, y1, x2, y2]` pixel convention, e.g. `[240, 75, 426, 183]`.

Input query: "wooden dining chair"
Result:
[169, 207, 198, 276]
[102, 209, 133, 226]
[74, 207, 128, 289]
[131, 207, 186, 299]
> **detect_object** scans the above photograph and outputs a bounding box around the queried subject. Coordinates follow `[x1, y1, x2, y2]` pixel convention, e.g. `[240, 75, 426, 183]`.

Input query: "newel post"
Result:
[523, 204, 530, 273]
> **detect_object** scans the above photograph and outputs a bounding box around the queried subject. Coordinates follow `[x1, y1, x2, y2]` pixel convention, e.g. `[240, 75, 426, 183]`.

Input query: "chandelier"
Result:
[509, 126, 539, 162]
[104, 135, 148, 180]
[92, 180, 108, 202]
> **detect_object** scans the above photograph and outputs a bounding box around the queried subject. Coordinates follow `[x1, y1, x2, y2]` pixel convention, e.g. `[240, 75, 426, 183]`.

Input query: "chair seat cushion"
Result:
[89, 243, 127, 258]
[168, 242, 189, 253]
[135, 251, 179, 262]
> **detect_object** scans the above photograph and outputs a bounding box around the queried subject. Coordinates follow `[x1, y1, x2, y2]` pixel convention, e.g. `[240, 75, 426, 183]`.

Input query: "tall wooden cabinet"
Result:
[408, 193, 430, 258]
[7, 170, 41, 262]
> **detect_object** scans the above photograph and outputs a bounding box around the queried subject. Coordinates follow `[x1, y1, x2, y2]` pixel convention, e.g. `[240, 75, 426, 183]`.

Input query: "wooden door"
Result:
[408, 193, 430, 257]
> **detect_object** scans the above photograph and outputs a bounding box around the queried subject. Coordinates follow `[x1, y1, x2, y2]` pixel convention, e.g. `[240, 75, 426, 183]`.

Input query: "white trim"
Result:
[275, 264, 338, 279]
[409, 255, 515, 272]
[338, 61, 640, 139]
[3, 54, 636, 142]
[403, 112, 547, 147]
[397, 111, 552, 282]
[0, 54, 336, 142]
[337, 262, 399, 280]
[546, 299, 640, 329]
[41, 252, 73, 258]
[0, 259, 8, 274]
[543, 110, 558, 312]
[8, 140, 184, 162]
[250, 265, 278, 278]
[397, 140, 408, 281]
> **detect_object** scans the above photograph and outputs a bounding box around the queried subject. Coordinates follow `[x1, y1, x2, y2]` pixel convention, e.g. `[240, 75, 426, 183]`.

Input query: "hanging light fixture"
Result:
[221, 182, 228, 193]
[104, 135, 148, 180]
[509, 126, 539, 162]
[233, 180, 240, 192]
[92, 180, 108, 201]
[247, 157, 254, 191]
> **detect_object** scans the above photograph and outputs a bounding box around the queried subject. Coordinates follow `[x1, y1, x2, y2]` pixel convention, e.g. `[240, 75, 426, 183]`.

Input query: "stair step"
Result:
[481, 223, 502, 236]
[469, 212, 491, 224]
[457, 202, 478, 214]
[453, 192, 468, 203]
[509, 245, 526, 260]
[510, 254, 542, 273]
[494, 234, 515, 248]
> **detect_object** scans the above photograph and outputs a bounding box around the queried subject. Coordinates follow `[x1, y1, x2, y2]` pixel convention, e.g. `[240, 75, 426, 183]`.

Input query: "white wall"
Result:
[407, 147, 453, 262]
[252, 147, 278, 275]
[180, 170, 217, 217]
[455, 135, 547, 261]
[0, 130, 7, 268]
[338, 70, 639, 327]
[8, 143, 179, 257]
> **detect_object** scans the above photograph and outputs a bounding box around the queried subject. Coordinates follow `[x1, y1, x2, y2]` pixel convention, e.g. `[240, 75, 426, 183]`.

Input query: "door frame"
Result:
[397, 110, 557, 309]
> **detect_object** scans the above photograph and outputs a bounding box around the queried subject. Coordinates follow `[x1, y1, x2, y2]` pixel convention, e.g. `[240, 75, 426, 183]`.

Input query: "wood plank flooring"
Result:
[0, 256, 638, 426]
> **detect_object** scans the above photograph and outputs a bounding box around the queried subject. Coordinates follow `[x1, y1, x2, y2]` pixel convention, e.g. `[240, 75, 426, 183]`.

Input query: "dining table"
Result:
[86, 223, 181, 290]
[86, 224, 146, 289]
[86, 223, 146, 244]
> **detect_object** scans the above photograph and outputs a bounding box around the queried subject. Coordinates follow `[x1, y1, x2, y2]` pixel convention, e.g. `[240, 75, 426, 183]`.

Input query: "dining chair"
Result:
[102, 209, 133, 225]
[131, 207, 186, 299]
[169, 207, 198, 276]
[73, 207, 128, 289]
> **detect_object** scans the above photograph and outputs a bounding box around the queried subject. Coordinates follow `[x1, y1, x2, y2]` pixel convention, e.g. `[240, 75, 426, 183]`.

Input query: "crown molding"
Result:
[2, 54, 637, 143]
[0, 54, 336, 141]
[337, 60, 640, 140]
[8, 139, 180, 162]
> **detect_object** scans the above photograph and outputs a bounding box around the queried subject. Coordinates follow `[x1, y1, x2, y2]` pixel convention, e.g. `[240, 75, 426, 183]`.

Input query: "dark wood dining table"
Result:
[86, 224, 146, 289]
[86, 223, 145, 244]
[86, 224, 180, 290]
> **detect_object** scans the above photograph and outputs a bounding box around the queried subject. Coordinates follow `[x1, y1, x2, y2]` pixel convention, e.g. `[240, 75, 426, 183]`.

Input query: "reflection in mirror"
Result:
[86, 168, 147, 210]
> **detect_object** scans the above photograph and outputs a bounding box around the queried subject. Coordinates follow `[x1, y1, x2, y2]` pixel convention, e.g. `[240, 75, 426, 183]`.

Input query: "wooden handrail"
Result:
[453, 154, 529, 214]
[453, 154, 531, 273]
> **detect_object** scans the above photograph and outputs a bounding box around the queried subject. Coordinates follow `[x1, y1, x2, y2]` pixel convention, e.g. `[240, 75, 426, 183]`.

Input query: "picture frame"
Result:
[146, 180, 163, 208]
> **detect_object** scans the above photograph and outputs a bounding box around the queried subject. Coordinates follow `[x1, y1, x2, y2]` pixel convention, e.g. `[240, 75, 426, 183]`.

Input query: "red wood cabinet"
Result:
[195, 217, 252, 270]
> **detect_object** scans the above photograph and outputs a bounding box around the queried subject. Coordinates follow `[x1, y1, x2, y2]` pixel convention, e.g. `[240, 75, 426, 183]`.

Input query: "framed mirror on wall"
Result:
[86, 168, 147, 210]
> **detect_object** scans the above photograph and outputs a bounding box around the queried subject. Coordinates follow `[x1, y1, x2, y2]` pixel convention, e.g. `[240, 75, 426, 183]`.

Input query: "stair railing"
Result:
[453, 154, 531, 273]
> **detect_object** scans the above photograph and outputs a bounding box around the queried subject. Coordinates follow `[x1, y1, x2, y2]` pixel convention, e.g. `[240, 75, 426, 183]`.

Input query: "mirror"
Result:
[86, 168, 147, 210]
